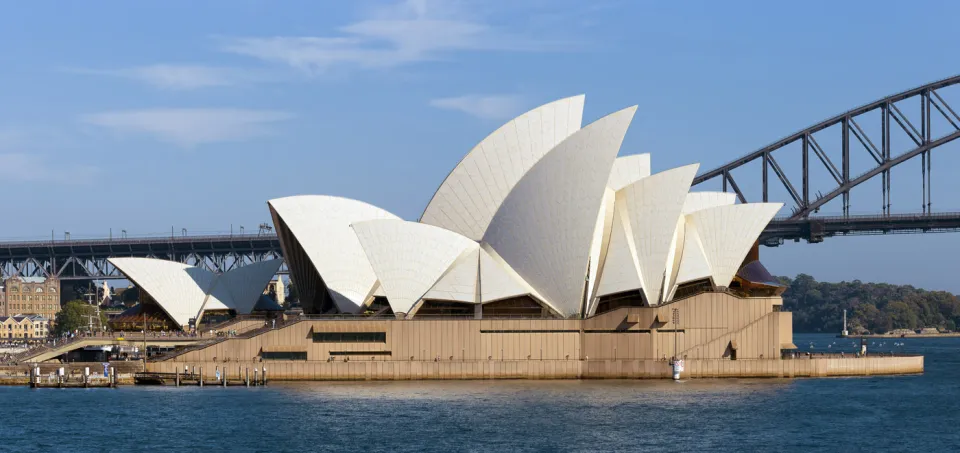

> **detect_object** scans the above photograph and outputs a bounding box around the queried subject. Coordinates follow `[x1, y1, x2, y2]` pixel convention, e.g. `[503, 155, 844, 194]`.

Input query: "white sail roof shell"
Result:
[663, 191, 738, 300]
[674, 220, 711, 286]
[479, 245, 539, 303]
[686, 203, 783, 287]
[352, 220, 478, 316]
[618, 164, 699, 305]
[268, 195, 400, 313]
[682, 192, 738, 215]
[109, 257, 281, 327]
[208, 259, 284, 314]
[422, 247, 479, 303]
[109, 258, 210, 327]
[420, 95, 586, 241]
[607, 154, 651, 191]
[595, 198, 642, 298]
[483, 106, 637, 317]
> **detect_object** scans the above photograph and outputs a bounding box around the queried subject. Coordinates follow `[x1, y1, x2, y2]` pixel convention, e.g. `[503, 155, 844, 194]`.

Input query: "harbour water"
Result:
[0, 333, 957, 452]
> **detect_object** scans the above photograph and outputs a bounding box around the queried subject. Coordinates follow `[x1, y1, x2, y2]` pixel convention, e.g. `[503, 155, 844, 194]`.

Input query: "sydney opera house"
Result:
[123, 95, 855, 379]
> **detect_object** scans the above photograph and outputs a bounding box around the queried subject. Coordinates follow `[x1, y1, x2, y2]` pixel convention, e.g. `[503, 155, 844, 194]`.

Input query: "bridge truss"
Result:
[694, 75, 960, 244]
[0, 234, 283, 281]
[3, 77, 960, 275]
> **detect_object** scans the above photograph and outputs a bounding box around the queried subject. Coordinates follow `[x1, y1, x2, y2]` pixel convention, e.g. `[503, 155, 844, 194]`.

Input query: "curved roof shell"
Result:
[268, 195, 399, 313]
[109, 258, 210, 327]
[483, 106, 637, 316]
[617, 164, 699, 305]
[682, 191, 738, 215]
[595, 198, 642, 298]
[108, 257, 281, 327]
[207, 259, 284, 315]
[478, 245, 537, 303]
[421, 95, 585, 241]
[607, 154, 651, 191]
[352, 220, 479, 317]
[686, 203, 783, 287]
[422, 247, 480, 303]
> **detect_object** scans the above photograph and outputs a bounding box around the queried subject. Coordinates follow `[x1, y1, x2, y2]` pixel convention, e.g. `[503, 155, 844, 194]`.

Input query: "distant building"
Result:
[0, 314, 50, 339]
[2, 276, 61, 321]
[101, 281, 112, 305]
[264, 278, 285, 305]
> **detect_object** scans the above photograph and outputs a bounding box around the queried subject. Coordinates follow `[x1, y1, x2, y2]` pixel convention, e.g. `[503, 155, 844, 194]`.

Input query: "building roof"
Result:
[686, 203, 783, 287]
[12, 276, 49, 284]
[265, 95, 784, 319]
[483, 106, 636, 316]
[607, 154, 651, 191]
[268, 195, 400, 313]
[108, 257, 282, 326]
[353, 220, 478, 316]
[618, 164, 699, 306]
[421, 95, 586, 241]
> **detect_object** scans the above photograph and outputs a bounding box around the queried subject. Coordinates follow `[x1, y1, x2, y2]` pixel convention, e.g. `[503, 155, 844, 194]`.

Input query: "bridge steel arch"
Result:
[693, 75, 960, 220]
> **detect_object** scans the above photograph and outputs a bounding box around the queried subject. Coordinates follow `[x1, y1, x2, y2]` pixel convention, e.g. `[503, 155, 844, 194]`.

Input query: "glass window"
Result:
[312, 332, 387, 343]
[261, 351, 307, 360]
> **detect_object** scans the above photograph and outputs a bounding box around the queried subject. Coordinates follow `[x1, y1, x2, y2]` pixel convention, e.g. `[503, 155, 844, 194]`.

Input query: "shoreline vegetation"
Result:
[781, 274, 960, 335]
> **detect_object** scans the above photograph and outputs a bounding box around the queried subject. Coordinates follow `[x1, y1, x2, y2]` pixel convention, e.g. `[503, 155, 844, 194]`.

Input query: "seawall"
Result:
[146, 355, 922, 380]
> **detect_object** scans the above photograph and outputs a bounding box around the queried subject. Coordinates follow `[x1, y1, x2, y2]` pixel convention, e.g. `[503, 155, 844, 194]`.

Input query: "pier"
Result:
[134, 366, 268, 387]
[29, 365, 118, 388]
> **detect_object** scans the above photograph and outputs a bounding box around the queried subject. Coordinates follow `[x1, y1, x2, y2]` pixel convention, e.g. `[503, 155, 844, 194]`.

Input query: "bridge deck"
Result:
[2, 210, 960, 280]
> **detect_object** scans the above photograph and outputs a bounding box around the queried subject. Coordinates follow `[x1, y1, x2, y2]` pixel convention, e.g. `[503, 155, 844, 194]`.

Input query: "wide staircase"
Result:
[149, 316, 296, 362]
[9, 316, 270, 363]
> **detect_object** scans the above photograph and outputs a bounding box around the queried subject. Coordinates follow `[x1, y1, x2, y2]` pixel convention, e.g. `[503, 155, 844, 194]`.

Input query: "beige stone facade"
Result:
[0, 315, 50, 339]
[146, 291, 921, 380]
[165, 293, 787, 364]
[2, 276, 60, 321]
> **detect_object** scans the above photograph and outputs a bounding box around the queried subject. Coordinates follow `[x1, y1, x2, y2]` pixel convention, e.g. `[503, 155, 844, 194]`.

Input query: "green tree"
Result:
[120, 287, 139, 306]
[287, 282, 299, 303]
[54, 300, 108, 336]
[884, 301, 918, 330]
[781, 274, 960, 334]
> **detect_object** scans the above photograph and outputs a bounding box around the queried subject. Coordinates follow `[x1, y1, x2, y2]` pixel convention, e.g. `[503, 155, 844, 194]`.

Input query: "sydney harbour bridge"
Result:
[4, 76, 960, 281]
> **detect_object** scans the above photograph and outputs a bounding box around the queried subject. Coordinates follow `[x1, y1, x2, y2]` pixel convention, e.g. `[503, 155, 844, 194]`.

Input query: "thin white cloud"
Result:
[0, 126, 101, 185]
[0, 153, 100, 185]
[81, 109, 294, 147]
[219, 0, 573, 74]
[67, 65, 267, 90]
[429, 94, 526, 120]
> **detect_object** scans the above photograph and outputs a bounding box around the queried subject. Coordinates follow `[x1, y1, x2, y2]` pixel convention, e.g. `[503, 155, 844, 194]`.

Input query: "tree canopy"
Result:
[779, 274, 960, 334]
[54, 300, 109, 336]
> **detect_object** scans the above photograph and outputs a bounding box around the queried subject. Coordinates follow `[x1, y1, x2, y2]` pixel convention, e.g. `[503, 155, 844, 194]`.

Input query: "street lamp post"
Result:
[671, 308, 682, 380]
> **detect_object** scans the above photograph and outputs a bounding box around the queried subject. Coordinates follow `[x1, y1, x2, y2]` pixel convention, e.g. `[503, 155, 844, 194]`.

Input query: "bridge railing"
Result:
[0, 233, 279, 248]
[770, 211, 960, 223]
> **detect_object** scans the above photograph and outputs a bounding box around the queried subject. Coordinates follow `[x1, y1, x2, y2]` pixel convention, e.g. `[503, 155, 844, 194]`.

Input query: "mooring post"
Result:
[253, 368, 258, 386]
[199, 366, 203, 387]
[262, 366, 267, 386]
[176, 368, 180, 387]
[245, 367, 250, 387]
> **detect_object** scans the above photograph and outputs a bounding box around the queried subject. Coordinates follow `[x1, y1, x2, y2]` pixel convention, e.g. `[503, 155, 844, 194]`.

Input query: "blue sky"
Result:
[2, 0, 960, 291]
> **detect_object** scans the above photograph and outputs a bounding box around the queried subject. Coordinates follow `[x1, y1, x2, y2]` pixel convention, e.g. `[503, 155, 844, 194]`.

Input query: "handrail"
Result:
[0, 233, 280, 248]
[769, 211, 960, 223]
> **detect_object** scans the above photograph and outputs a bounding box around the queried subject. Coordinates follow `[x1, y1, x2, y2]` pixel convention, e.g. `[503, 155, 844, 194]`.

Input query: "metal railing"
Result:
[0, 232, 278, 248]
